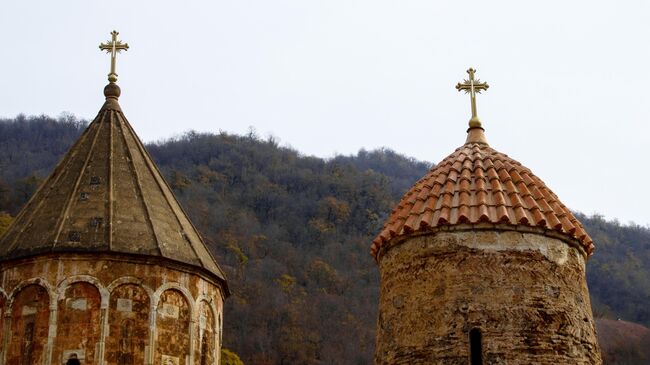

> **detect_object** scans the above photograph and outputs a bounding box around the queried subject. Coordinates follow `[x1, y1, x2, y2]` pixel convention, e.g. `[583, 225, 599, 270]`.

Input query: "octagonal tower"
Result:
[0, 32, 228, 365]
[372, 69, 601, 364]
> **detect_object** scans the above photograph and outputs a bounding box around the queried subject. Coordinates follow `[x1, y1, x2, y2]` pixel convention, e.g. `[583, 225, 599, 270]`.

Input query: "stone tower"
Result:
[371, 69, 601, 364]
[0, 32, 228, 365]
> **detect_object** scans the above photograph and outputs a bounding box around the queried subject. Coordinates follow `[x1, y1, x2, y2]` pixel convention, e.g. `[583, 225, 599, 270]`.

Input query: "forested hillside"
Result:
[1, 115, 650, 364]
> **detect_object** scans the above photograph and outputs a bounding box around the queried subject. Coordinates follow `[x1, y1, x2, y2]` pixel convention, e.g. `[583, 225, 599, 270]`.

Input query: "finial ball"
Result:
[104, 83, 121, 99]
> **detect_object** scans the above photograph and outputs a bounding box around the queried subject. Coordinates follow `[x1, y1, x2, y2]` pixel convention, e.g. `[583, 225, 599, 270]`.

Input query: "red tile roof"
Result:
[371, 128, 594, 260]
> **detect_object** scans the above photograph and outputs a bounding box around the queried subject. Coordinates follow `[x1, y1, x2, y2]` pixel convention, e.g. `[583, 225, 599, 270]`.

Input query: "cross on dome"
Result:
[99, 30, 129, 83]
[456, 68, 489, 129]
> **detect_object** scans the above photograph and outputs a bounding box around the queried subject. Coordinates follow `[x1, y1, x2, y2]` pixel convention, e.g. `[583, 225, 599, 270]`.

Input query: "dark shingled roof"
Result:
[371, 126, 594, 260]
[0, 82, 227, 287]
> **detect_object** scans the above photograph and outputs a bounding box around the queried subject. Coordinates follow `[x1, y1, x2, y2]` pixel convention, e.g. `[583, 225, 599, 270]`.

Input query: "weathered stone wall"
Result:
[0, 254, 224, 365]
[105, 283, 150, 365]
[6, 284, 50, 365]
[375, 230, 602, 365]
[196, 301, 216, 365]
[54, 282, 102, 364]
[155, 289, 191, 365]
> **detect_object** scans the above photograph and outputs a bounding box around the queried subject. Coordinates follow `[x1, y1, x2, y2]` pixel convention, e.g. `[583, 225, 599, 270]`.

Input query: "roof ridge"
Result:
[115, 110, 163, 256]
[53, 111, 105, 246]
[121, 113, 201, 261]
[3, 121, 97, 253]
[107, 110, 114, 249]
[119, 111, 223, 275]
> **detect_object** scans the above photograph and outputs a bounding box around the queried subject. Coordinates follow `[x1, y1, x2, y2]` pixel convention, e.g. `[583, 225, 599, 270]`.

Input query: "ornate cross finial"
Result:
[99, 30, 129, 83]
[456, 68, 489, 129]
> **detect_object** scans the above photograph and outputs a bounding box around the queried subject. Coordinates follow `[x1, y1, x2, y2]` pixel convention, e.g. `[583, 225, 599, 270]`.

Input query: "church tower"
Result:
[0, 32, 228, 365]
[372, 69, 601, 364]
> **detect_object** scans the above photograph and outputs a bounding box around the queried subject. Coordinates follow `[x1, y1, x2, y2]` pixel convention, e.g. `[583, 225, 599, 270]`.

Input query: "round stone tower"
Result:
[371, 69, 601, 364]
[0, 32, 228, 365]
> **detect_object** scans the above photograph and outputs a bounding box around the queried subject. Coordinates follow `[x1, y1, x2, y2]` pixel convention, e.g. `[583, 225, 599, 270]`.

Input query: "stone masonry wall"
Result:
[54, 282, 102, 364]
[195, 301, 216, 365]
[6, 284, 50, 365]
[0, 254, 224, 365]
[375, 230, 602, 365]
[155, 289, 191, 365]
[105, 284, 150, 365]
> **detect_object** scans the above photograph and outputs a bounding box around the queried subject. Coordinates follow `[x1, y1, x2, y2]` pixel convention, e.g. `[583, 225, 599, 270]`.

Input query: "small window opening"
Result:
[470, 328, 482, 365]
[68, 231, 81, 242]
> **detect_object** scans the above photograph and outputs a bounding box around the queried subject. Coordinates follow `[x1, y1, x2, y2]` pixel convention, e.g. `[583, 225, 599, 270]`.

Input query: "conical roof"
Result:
[371, 126, 594, 260]
[0, 82, 227, 287]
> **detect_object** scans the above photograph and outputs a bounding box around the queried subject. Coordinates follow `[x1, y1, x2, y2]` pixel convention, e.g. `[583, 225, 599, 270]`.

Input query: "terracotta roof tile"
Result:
[531, 208, 546, 226]
[496, 205, 509, 222]
[371, 134, 594, 259]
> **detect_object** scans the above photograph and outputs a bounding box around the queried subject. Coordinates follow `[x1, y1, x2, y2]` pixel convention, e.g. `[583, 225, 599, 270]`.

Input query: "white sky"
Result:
[2, 1, 649, 226]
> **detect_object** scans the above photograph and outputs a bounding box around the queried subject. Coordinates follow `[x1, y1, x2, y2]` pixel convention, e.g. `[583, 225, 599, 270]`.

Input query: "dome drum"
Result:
[374, 222, 591, 263]
[375, 230, 600, 364]
[0, 253, 224, 365]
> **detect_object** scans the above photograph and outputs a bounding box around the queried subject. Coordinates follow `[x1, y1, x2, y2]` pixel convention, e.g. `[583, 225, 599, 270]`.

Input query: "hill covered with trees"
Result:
[1, 115, 650, 364]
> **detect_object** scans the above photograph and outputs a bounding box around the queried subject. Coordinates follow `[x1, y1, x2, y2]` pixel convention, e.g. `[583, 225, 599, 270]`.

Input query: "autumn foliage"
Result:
[2, 115, 650, 364]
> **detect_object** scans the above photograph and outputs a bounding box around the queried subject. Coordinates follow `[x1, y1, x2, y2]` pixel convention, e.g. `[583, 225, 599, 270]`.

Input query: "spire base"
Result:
[465, 126, 488, 145]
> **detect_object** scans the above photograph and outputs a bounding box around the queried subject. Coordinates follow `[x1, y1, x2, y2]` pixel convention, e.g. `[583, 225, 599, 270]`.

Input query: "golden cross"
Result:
[456, 68, 489, 128]
[99, 30, 129, 83]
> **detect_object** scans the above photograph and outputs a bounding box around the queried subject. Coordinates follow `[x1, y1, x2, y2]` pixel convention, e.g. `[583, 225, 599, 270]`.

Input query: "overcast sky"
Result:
[2, 1, 649, 226]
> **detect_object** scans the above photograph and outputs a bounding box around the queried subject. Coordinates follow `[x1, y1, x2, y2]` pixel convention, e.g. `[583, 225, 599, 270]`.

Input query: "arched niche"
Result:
[195, 300, 216, 365]
[6, 284, 50, 365]
[53, 281, 102, 365]
[155, 289, 191, 365]
[105, 283, 151, 365]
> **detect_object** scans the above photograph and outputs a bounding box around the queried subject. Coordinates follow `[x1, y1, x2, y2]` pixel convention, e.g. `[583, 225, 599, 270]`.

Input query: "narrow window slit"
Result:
[470, 328, 482, 365]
